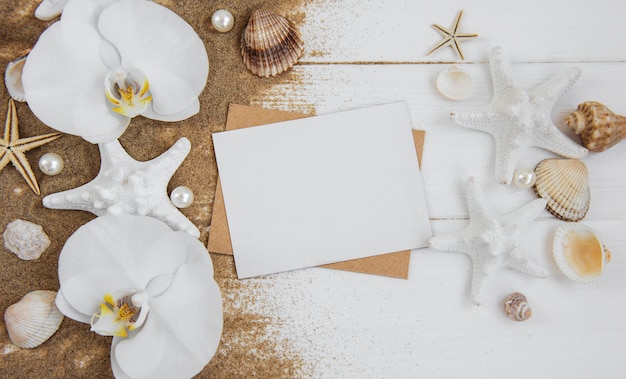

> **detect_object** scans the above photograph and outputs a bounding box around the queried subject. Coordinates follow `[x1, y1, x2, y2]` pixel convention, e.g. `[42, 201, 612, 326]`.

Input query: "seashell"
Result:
[4, 52, 29, 102]
[553, 222, 611, 283]
[436, 66, 473, 100]
[241, 9, 304, 78]
[565, 101, 626, 152]
[533, 158, 590, 222]
[34, 0, 68, 21]
[4, 290, 64, 348]
[503, 292, 532, 321]
[3, 219, 51, 260]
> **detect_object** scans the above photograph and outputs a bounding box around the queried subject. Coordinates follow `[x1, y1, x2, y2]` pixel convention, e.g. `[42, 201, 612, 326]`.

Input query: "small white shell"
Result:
[4, 53, 28, 102]
[34, 0, 68, 21]
[3, 219, 51, 260]
[4, 290, 64, 348]
[436, 66, 473, 100]
[553, 222, 611, 283]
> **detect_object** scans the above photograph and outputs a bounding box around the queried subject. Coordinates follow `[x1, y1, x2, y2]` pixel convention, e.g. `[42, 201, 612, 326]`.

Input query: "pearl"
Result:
[38, 152, 64, 176]
[170, 186, 194, 208]
[211, 9, 234, 33]
[512, 167, 536, 189]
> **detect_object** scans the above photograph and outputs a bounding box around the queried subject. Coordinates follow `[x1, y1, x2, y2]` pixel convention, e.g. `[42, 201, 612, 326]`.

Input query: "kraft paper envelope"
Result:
[210, 103, 429, 279]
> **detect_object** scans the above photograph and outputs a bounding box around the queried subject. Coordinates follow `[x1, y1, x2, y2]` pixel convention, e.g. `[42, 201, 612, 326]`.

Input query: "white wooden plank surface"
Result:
[241, 1, 626, 378]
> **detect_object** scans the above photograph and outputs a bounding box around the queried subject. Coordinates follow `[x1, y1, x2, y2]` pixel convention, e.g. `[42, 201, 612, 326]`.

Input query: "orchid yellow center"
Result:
[104, 67, 152, 118]
[90, 293, 148, 338]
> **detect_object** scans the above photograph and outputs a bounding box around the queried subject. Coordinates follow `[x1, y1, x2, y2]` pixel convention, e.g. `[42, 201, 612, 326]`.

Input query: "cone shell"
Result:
[503, 292, 532, 321]
[533, 158, 590, 222]
[4, 290, 64, 348]
[565, 101, 626, 152]
[241, 9, 304, 78]
[553, 223, 611, 283]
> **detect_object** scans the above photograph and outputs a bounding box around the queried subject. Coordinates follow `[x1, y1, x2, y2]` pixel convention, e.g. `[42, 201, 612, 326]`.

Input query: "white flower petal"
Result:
[22, 20, 127, 142]
[58, 215, 187, 294]
[98, 0, 208, 116]
[113, 264, 223, 379]
[111, 338, 132, 379]
[55, 289, 92, 323]
[60, 271, 135, 317]
[142, 98, 199, 122]
[61, 0, 125, 27]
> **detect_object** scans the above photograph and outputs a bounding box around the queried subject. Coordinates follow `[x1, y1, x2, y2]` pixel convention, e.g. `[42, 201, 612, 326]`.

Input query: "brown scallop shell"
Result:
[241, 9, 304, 78]
[566, 101, 626, 152]
[533, 158, 590, 222]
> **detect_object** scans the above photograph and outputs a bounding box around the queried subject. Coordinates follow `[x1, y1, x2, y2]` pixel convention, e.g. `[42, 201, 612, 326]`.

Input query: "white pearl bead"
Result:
[512, 167, 536, 188]
[38, 152, 64, 176]
[170, 186, 194, 208]
[211, 9, 234, 33]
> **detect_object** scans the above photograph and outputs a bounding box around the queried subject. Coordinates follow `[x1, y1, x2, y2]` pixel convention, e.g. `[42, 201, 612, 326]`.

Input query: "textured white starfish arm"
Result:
[150, 137, 191, 178]
[151, 203, 200, 238]
[533, 121, 588, 159]
[503, 250, 549, 278]
[493, 133, 527, 185]
[450, 106, 504, 134]
[462, 176, 494, 221]
[429, 232, 466, 252]
[499, 198, 547, 227]
[530, 67, 581, 109]
[488, 47, 518, 99]
[469, 264, 491, 306]
[42, 183, 103, 214]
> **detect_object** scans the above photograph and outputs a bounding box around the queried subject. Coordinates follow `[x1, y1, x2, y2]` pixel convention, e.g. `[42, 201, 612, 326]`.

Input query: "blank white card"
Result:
[213, 102, 432, 278]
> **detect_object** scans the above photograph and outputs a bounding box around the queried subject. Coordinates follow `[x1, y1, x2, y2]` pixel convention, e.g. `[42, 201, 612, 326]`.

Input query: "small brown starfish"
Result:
[0, 99, 61, 195]
[426, 10, 478, 61]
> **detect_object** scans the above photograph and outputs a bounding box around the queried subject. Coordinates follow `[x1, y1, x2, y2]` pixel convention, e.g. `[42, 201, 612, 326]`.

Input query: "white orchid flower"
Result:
[56, 214, 223, 379]
[22, 0, 208, 143]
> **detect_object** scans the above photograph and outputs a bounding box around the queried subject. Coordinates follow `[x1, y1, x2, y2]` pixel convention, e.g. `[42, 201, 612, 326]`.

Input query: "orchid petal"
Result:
[98, 0, 208, 117]
[111, 338, 132, 379]
[22, 20, 128, 143]
[60, 271, 136, 317]
[58, 215, 187, 293]
[55, 289, 92, 323]
[61, 0, 127, 28]
[142, 98, 200, 122]
[114, 264, 223, 379]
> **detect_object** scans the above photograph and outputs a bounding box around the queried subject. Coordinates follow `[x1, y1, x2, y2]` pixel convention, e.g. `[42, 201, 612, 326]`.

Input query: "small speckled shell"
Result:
[3, 219, 51, 260]
[504, 292, 532, 321]
[533, 158, 590, 222]
[4, 290, 64, 348]
[553, 222, 611, 283]
[566, 101, 626, 152]
[241, 9, 304, 78]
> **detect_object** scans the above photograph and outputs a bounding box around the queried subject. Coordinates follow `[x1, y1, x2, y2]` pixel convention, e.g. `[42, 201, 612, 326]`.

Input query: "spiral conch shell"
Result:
[566, 101, 626, 152]
[504, 292, 532, 321]
[241, 9, 304, 78]
[4, 290, 64, 348]
[553, 222, 611, 283]
[533, 158, 590, 222]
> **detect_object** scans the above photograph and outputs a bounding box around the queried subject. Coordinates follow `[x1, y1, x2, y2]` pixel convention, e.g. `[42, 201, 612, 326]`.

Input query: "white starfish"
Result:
[429, 177, 548, 306]
[451, 46, 588, 185]
[43, 137, 199, 237]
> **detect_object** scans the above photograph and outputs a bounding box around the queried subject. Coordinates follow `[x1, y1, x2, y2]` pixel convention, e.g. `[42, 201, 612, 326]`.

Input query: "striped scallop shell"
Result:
[553, 222, 611, 283]
[241, 9, 304, 78]
[4, 290, 64, 348]
[533, 158, 590, 222]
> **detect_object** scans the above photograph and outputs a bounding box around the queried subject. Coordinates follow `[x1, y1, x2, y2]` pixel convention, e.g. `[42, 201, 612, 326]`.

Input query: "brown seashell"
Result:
[4, 290, 64, 348]
[504, 292, 532, 321]
[533, 158, 590, 222]
[565, 101, 626, 152]
[241, 9, 304, 78]
[553, 222, 611, 283]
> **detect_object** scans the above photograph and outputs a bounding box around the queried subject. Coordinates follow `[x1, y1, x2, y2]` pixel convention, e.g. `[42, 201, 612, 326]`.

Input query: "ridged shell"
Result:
[4, 290, 64, 348]
[4, 52, 29, 102]
[503, 292, 532, 321]
[3, 219, 51, 260]
[241, 9, 304, 78]
[553, 222, 611, 283]
[533, 158, 590, 222]
[565, 101, 626, 152]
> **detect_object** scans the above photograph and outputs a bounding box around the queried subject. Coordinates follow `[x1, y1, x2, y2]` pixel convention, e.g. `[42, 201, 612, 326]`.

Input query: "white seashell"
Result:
[436, 66, 473, 100]
[553, 222, 611, 283]
[533, 158, 590, 222]
[4, 290, 64, 348]
[3, 219, 51, 260]
[34, 0, 68, 21]
[503, 292, 532, 321]
[4, 53, 29, 102]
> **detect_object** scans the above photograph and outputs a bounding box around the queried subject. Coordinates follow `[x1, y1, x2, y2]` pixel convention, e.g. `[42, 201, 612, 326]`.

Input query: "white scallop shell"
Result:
[4, 290, 64, 348]
[553, 222, 611, 283]
[4, 53, 28, 102]
[3, 219, 51, 260]
[533, 158, 590, 222]
[436, 66, 473, 100]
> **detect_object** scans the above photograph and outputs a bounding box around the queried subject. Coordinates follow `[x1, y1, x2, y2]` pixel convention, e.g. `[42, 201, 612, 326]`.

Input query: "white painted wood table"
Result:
[237, 1, 626, 377]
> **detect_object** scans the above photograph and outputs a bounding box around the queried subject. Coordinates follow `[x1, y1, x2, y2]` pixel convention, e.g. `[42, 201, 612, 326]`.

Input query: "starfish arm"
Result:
[426, 36, 452, 56]
[499, 198, 547, 228]
[469, 262, 493, 306]
[429, 231, 471, 254]
[463, 176, 495, 223]
[488, 47, 518, 100]
[503, 250, 549, 278]
[150, 203, 200, 238]
[530, 67, 581, 111]
[15, 133, 62, 150]
[431, 24, 452, 38]
[43, 182, 103, 214]
[6, 100, 18, 144]
[451, 38, 465, 61]
[450, 106, 504, 133]
[10, 152, 40, 195]
[149, 137, 191, 179]
[533, 120, 588, 159]
[456, 33, 479, 39]
[493, 132, 529, 185]
[0, 150, 11, 172]
[99, 140, 136, 167]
